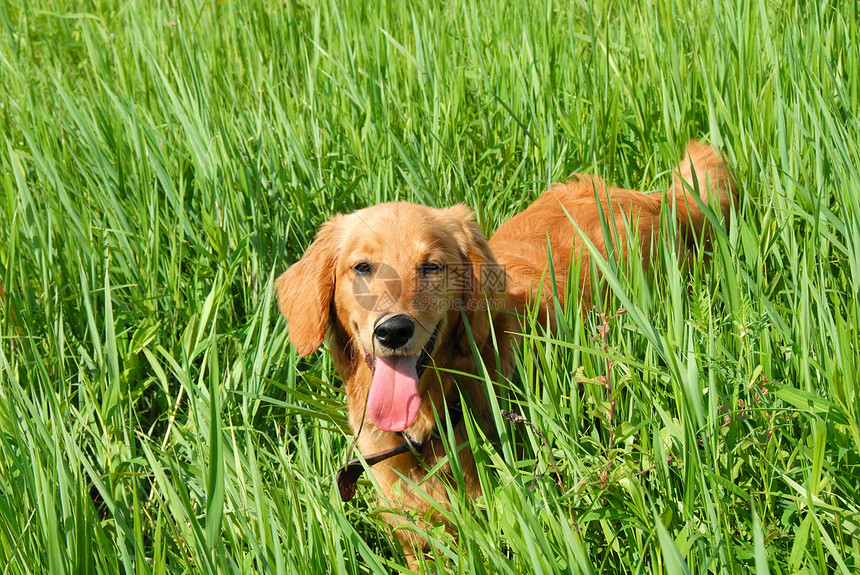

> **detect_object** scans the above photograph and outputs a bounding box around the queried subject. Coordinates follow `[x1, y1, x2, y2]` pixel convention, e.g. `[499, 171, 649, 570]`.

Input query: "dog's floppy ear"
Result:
[447, 204, 505, 320]
[275, 218, 342, 356]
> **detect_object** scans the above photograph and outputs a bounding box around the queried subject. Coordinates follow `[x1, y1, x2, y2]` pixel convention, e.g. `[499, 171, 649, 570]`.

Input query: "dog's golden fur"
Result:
[275, 141, 735, 564]
[492, 141, 735, 322]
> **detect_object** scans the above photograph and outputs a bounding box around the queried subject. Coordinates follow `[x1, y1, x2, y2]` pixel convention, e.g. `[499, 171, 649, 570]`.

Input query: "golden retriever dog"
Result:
[275, 141, 735, 565]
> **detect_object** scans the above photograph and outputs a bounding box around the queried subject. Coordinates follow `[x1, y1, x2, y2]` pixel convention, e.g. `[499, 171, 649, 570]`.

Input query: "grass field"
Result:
[1, 0, 859, 573]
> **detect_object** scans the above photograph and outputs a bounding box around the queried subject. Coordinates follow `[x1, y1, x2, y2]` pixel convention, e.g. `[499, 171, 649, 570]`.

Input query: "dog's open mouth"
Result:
[364, 325, 440, 433]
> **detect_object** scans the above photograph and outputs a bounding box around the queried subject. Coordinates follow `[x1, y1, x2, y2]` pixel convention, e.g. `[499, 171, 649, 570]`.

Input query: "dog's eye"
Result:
[353, 262, 373, 275]
[419, 262, 444, 276]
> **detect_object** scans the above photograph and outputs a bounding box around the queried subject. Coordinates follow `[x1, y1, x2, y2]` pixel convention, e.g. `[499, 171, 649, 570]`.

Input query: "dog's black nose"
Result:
[374, 315, 415, 350]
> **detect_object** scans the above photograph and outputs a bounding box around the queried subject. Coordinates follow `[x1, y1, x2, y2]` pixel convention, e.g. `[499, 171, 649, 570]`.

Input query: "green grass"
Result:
[1, 0, 858, 572]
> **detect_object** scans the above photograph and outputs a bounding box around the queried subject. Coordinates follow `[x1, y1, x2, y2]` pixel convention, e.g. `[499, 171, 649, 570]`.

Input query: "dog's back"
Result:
[489, 141, 736, 318]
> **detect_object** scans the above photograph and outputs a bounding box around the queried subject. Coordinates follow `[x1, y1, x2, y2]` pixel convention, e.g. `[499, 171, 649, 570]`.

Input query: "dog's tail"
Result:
[666, 141, 737, 251]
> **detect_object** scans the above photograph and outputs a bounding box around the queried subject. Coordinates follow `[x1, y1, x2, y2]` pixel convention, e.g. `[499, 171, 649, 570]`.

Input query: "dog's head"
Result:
[275, 202, 504, 434]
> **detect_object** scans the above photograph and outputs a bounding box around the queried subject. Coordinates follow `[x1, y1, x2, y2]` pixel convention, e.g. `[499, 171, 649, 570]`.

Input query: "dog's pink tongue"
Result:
[368, 355, 422, 432]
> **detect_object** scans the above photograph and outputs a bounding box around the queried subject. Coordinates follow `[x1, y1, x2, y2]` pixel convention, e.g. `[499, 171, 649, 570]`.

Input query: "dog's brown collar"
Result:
[336, 442, 414, 502]
[336, 394, 463, 502]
